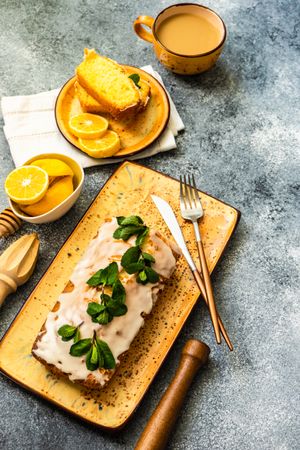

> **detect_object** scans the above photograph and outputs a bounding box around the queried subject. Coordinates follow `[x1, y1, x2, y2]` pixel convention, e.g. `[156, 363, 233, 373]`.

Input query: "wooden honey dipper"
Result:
[0, 233, 40, 307]
[0, 208, 22, 237]
[135, 339, 210, 450]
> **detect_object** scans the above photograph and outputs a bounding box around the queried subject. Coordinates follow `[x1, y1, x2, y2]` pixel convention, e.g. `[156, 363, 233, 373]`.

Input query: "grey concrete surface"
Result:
[0, 0, 299, 449]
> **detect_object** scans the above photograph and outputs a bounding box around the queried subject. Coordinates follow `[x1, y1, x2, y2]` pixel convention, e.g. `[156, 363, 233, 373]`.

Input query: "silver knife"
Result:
[151, 194, 232, 349]
[151, 194, 197, 271]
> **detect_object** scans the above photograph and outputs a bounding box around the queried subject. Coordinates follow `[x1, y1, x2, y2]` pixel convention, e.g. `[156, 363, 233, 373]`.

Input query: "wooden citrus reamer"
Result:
[135, 339, 210, 450]
[0, 233, 40, 307]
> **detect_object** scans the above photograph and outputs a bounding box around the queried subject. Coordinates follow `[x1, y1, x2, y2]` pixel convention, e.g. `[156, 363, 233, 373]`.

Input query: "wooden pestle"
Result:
[135, 339, 210, 450]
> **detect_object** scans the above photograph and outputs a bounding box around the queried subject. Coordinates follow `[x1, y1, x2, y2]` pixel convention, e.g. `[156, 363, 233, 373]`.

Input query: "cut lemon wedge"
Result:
[31, 158, 73, 177]
[78, 130, 121, 158]
[69, 113, 108, 139]
[5, 166, 49, 205]
[20, 176, 74, 216]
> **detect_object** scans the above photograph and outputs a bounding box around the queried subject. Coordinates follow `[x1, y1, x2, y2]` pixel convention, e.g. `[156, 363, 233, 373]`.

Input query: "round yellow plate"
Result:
[55, 66, 170, 159]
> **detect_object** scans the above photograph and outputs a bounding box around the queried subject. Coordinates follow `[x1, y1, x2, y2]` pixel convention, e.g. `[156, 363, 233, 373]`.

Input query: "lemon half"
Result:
[5, 166, 49, 205]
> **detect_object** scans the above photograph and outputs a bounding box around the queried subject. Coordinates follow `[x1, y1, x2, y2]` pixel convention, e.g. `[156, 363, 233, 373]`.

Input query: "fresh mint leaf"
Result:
[125, 262, 145, 274]
[107, 299, 128, 317]
[96, 338, 116, 369]
[58, 324, 77, 341]
[100, 293, 112, 305]
[86, 267, 107, 286]
[97, 345, 104, 368]
[95, 309, 112, 324]
[107, 262, 119, 285]
[119, 216, 143, 226]
[137, 270, 147, 284]
[139, 270, 147, 281]
[74, 328, 81, 343]
[91, 308, 107, 322]
[135, 227, 149, 246]
[116, 216, 125, 225]
[113, 225, 143, 241]
[87, 302, 105, 317]
[112, 227, 123, 239]
[113, 216, 147, 243]
[121, 246, 141, 268]
[112, 279, 126, 303]
[128, 73, 141, 88]
[86, 344, 99, 371]
[142, 252, 155, 263]
[87, 262, 118, 288]
[145, 266, 159, 283]
[70, 338, 92, 356]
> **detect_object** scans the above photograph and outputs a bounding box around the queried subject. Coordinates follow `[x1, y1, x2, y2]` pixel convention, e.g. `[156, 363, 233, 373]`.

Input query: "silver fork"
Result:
[180, 174, 221, 344]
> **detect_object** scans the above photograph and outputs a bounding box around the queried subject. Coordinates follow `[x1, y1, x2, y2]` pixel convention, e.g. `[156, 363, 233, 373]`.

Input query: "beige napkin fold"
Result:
[1, 66, 184, 168]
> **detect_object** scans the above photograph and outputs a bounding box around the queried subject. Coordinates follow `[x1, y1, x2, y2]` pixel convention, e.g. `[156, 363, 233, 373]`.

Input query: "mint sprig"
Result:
[121, 245, 159, 285]
[58, 322, 82, 342]
[86, 263, 127, 325]
[68, 331, 116, 371]
[113, 216, 149, 246]
[87, 261, 118, 287]
[87, 291, 127, 325]
[70, 338, 92, 356]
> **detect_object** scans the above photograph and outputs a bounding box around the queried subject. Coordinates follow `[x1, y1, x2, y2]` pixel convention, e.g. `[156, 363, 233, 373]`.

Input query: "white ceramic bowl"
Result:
[9, 153, 84, 224]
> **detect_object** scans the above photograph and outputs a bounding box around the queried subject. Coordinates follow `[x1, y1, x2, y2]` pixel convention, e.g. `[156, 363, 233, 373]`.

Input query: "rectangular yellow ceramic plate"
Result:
[0, 161, 240, 430]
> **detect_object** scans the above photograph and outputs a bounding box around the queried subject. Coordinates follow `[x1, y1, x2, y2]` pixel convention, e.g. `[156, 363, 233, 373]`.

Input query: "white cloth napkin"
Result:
[1, 66, 184, 168]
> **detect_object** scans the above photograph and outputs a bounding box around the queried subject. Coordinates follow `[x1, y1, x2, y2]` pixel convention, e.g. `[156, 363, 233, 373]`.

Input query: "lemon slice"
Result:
[69, 113, 108, 139]
[31, 158, 73, 177]
[78, 130, 121, 158]
[5, 166, 49, 205]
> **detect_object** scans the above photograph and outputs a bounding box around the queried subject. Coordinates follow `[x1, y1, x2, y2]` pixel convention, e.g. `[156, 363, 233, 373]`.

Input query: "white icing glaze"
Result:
[34, 219, 179, 384]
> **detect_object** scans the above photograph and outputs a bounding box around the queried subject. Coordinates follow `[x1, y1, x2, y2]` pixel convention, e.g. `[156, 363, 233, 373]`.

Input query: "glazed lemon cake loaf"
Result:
[32, 216, 180, 389]
[76, 49, 142, 118]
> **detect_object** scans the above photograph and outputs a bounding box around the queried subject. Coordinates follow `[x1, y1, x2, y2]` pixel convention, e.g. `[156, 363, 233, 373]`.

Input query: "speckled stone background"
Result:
[0, 0, 299, 449]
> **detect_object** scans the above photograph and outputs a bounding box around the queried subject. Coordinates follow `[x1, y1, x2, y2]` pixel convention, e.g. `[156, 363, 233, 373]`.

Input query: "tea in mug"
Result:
[156, 12, 223, 55]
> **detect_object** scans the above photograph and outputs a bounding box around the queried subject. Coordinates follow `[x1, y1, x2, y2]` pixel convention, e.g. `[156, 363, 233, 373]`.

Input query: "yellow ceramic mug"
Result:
[134, 3, 226, 75]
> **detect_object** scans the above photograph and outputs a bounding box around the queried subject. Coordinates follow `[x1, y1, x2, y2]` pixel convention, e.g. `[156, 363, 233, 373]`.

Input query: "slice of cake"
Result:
[75, 78, 151, 116]
[136, 79, 151, 111]
[76, 49, 142, 118]
[75, 81, 106, 114]
[32, 217, 180, 389]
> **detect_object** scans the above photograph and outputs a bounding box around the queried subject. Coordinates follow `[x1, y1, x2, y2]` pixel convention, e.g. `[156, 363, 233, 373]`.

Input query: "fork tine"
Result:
[179, 175, 186, 210]
[184, 175, 193, 208]
[188, 174, 197, 209]
[191, 174, 202, 210]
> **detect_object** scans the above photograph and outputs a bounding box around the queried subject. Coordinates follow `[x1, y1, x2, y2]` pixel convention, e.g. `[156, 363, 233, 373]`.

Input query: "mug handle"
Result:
[133, 16, 155, 43]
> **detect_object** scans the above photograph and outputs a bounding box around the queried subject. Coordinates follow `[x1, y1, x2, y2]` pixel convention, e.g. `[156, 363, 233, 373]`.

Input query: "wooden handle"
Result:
[0, 208, 22, 237]
[196, 241, 221, 344]
[192, 270, 233, 351]
[133, 16, 155, 43]
[135, 340, 210, 450]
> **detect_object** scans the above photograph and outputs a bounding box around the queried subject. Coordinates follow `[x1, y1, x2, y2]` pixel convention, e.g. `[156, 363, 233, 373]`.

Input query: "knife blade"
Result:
[151, 194, 233, 349]
[151, 194, 196, 272]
